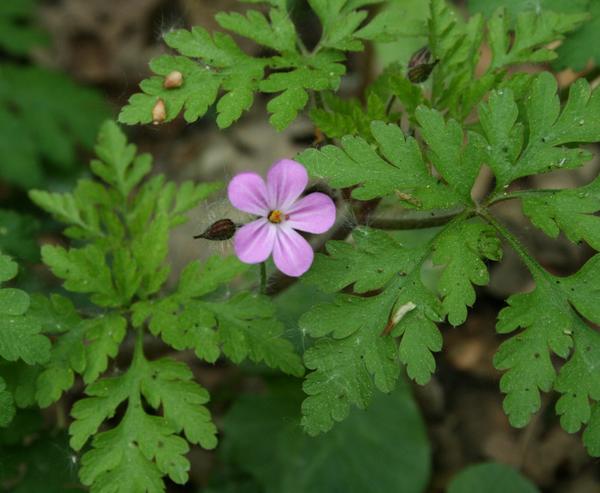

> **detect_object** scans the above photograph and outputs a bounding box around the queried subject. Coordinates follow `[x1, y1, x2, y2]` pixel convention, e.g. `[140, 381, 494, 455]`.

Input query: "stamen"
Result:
[268, 210, 284, 224]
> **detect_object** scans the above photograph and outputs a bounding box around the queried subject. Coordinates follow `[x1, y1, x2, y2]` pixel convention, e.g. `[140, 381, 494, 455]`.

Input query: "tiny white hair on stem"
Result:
[154, 11, 185, 43]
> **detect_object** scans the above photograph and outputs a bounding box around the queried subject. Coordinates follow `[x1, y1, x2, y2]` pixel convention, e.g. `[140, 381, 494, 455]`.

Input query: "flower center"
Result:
[268, 209, 285, 224]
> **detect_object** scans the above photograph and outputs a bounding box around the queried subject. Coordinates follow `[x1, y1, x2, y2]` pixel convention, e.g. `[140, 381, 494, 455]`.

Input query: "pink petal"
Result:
[272, 226, 314, 277]
[234, 219, 276, 264]
[228, 172, 269, 215]
[286, 192, 336, 234]
[267, 159, 308, 210]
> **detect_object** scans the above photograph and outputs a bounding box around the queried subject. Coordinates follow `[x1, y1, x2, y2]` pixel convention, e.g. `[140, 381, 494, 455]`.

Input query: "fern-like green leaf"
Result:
[299, 120, 460, 206]
[480, 74, 600, 189]
[0, 253, 50, 365]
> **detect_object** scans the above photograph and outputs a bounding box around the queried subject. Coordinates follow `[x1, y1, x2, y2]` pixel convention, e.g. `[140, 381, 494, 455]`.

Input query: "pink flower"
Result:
[227, 159, 336, 277]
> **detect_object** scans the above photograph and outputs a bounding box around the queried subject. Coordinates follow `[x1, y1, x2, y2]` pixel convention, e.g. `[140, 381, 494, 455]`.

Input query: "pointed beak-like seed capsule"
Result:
[408, 46, 432, 68]
[163, 70, 183, 89]
[194, 219, 237, 241]
[407, 46, 438, 84]
[152, 98, 166, 125]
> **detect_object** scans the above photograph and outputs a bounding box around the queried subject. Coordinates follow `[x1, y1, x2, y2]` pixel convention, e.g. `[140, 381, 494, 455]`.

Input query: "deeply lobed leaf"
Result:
[71, 354, 215, 492]
[481, 74, 600, 189]
[133, 255, 303, 377]
[299, 120, 460, 206]
[299, 218, 500, 432]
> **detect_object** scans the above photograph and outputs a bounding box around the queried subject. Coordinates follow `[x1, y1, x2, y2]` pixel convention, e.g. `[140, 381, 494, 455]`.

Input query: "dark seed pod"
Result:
[408, 46, 432, 68]
[407, 46, 438, 84]
[194, 219, 237, 241]
[407, 60, 438, 84]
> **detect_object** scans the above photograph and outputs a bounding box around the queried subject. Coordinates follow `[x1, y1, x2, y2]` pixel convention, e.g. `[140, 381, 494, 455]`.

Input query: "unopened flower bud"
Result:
[194, 219, 237, 241]
[407, 46, 438, 84]
[152, 98, 166, 125]
[164, 70, 183, 89]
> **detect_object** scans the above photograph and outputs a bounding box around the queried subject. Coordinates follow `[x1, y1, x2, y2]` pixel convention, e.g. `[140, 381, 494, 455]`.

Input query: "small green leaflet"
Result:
[428, 0, 486, 115]
[300, 291, 400, 435]
[303, 228, 414, 293]
[1, 290, 127, 411]
[432, 221, 502, 326]
[90, 120, 152, 198]
[427, 0, 516, 121]
[41, 244, 123, 307]
[369, 63, 424, 117]
[494, 254, 600, 456]
[207, 293, 305, 375]
[133, 256, 304, 377]
[487, 7, 587, 69]
[307, 0, 409, 51]
[71, 355, 217, 492]
[0, 253, 52, 429]
[416, 106, 486, 203]
[299, 120, 460, 207]
[480, 73, 600, 189]
[29, 180, 109, 243]
[259, 52, 345, 130]
[309, 90, 392, 142]
[215, 8, 297, 53]
[354, 1, 426, 42]
[477, 87, 524, 189]
[556, 1, 600, 70]
[494, 276, 572, 428]
[520, 175, 600, 250]
[29, 294, 84, 408]
[554, 318, 600, 435]
[308, 0, 368, 51]
[0, 253, 50, 365]
[428, 0, 465, 63]
[467, 0, 597, 71]
[142, 359, 217, 448]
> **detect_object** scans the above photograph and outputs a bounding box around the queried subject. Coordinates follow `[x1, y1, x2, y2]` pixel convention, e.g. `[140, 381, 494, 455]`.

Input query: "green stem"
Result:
[132, 325, 146, 368]
[370, 209, 464, 230]
[296, 33, 310, 57]
[385, 95, 396, 116]
[478, 209, 544, 279]
[55, 399, 66, 430]
[486, 189, 547, 207]
[260, 262, 267, 295]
